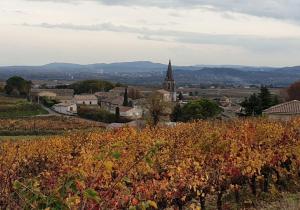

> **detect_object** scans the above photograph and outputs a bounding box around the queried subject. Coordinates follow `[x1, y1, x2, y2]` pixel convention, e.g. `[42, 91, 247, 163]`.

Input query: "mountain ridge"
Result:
[1, 61, 300, 86]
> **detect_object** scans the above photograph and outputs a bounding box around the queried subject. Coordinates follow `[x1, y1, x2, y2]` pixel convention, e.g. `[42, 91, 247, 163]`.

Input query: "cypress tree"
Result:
[178, 92, 184, 101]
[259, 86, 272, 110]
[123, 88, 129, 106]
[115, 107, 120, 122]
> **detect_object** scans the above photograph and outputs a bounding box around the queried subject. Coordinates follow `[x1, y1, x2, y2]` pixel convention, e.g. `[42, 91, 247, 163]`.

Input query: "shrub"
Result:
[78, 106, 116, 123]
[172, 99, 222, 122]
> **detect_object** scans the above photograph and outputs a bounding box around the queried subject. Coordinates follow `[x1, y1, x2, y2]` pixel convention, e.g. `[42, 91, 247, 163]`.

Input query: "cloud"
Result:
[21, 22, 300, 51]
[26, 0, 300, 22]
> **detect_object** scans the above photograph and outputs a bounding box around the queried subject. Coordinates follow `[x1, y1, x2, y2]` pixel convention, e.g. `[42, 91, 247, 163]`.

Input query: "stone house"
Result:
[99, 96, 124, 111]
[263, 100, 300, 120]
[74, 94, 98, 105]
[114, 106, 143, 119]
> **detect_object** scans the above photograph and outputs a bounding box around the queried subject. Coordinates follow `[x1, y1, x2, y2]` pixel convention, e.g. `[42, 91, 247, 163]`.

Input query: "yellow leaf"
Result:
[104, 161, 114, 171]
[147, 200, 158, 209]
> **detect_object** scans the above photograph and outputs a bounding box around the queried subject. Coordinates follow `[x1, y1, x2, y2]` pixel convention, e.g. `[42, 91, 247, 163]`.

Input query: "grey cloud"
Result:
[26, 0, 300, 22]
[137, 35, 168, 42]
[21, 22, 300, 51]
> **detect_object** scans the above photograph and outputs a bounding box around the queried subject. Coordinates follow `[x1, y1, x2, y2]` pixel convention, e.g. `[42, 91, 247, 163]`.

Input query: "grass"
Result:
[0, 95, 48, 118]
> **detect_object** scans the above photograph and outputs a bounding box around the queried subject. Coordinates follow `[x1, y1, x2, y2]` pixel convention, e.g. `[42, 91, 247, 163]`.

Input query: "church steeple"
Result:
[163, 60, 176, 101]
[165, 60, 174, 81]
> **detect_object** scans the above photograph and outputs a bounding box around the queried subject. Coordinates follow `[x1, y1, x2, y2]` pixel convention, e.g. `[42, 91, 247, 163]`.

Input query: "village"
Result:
[16, 60, 298, 128]
[3, 66, 300, 210]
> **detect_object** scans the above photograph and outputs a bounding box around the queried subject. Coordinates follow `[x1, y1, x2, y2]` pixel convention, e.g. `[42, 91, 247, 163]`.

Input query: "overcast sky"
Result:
[1, 0, 300, 66]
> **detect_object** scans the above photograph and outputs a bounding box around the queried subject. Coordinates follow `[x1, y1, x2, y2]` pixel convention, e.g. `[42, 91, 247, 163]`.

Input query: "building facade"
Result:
[53, 103, 77, 115]
[110, 106, 143, 119]
[74, 95, 98, 105]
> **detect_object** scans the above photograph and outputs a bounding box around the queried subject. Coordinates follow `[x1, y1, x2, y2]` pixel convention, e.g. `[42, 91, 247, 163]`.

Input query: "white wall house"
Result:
[53, 103, 77, 115]
[74, 95, 98, 105]
[111, 106, 143, 119]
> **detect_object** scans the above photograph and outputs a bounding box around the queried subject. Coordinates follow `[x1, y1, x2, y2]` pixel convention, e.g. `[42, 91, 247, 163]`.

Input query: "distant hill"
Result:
[0, 61, 300, 86]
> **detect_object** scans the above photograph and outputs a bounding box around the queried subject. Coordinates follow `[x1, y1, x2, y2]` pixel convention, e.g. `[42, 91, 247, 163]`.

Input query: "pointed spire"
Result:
[165, 59, 174, 81]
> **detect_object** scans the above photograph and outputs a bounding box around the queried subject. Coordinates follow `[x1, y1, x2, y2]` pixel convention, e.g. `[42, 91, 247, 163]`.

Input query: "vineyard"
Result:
[0, 116, 105, 136]
[1, 118, 300, 209]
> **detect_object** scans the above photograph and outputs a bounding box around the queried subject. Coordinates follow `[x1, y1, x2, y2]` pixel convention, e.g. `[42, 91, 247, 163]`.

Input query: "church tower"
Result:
[163, 60, 177, 102]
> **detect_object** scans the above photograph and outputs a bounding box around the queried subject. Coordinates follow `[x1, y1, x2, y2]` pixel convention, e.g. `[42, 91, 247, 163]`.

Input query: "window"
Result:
[70, 107, 73, 111]
[90, 101, 92, 105]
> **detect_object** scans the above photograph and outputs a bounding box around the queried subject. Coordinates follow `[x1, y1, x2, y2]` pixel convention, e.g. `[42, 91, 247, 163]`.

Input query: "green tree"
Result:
[240, 94, 262, 116]
[70, 80, 115, 94]
[259, 86, 273, 110]
[123, 88, 129, 106]
[178, 92, 184, 101]
[171, 103, 182, 122]
[175, 99, 222, 122]
[5, 76, 32, 96]
[77, 106, 116, 123]
[240, 86, 280, 116]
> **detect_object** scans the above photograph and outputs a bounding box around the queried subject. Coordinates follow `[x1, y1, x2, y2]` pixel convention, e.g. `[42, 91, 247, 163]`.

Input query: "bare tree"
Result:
[144, 93, 169, 126]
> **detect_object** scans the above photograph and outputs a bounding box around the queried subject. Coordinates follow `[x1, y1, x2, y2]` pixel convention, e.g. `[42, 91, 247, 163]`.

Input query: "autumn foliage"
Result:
[1, 118, 300, 209]
[287, 81, 300, 101]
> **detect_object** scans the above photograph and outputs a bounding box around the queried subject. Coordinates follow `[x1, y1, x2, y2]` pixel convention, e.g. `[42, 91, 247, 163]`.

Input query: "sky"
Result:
[1, 0, 300, 66]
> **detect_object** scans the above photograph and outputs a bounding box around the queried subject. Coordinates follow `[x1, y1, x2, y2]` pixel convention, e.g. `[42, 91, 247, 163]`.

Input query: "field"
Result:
[1, 118, 300, 209]
[0, 116, 106, 136]
[0, 95, 48, 118]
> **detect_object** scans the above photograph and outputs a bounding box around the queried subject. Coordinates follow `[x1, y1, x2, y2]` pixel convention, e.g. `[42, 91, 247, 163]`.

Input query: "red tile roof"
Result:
[263, 100, 300, 114]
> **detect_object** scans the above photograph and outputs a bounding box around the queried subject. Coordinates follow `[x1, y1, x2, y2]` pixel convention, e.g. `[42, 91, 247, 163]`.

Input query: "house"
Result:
[53, 103, 77, 115]
[74, 94, 98, 105]
[177, 87, 200, 97]
[219, 96, 231, 107]
[30, 89, 74, 103]
[115, 106, 143, 119]
[100, 96, 124, 111]
[263, 100, 300, 120]
[56, 95, 74, 104]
